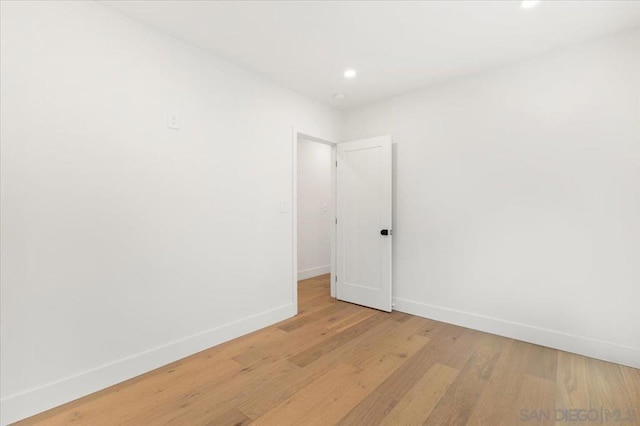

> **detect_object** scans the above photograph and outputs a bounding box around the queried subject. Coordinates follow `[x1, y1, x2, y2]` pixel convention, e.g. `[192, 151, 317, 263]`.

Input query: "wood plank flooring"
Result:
[15, 274, 640, 425]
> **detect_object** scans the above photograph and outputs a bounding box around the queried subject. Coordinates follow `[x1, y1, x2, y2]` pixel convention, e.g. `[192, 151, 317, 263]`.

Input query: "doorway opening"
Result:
[292, 130, 337, 314]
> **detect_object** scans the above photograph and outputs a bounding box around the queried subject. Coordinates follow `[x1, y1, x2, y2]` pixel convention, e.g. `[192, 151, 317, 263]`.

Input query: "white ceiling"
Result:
[103, 1, 640, 110]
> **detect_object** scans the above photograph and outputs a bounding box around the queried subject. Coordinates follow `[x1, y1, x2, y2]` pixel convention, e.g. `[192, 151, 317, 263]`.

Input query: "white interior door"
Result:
[336, 135, 392, 312]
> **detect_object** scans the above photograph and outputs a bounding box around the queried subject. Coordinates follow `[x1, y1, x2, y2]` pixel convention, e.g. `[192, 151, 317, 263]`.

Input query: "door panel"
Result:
[337, 136, 392, 312]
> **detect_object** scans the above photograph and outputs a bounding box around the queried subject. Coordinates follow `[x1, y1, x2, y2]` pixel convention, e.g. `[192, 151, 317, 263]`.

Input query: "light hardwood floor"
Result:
[16, 274, 640, 425]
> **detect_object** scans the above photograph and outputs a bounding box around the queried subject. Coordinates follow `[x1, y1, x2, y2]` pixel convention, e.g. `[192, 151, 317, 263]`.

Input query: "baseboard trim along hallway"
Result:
[297, 265, 331, 281]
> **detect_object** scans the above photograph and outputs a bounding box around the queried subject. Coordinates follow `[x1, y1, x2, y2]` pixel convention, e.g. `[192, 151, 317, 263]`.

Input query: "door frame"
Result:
[292, 127, 337, 314]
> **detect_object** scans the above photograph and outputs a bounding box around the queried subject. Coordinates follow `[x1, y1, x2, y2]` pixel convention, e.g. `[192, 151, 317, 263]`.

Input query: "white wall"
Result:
[0, 1, 340, 424]
[343, 29, 640, 369]
[297, 139, 332, 280]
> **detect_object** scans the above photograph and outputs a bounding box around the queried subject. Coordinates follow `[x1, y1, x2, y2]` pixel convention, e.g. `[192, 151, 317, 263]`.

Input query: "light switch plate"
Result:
[167, 113, 179, 130]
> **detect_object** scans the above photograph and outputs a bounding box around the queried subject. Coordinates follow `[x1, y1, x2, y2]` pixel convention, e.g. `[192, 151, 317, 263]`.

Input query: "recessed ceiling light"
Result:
[521, 0, 540, 9]
[344, 69, 357, 79]
[333, 93, 346, 100]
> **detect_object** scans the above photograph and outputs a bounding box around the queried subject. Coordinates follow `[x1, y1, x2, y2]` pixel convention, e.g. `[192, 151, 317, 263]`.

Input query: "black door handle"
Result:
[380, 229, 390, 236]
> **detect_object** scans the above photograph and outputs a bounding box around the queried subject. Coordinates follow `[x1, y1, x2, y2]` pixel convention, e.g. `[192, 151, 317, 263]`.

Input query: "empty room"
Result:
[1, 0, 639, 425]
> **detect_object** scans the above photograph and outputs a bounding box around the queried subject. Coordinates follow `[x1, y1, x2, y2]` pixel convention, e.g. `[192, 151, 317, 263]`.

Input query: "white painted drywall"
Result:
[343, 29, 640, 368]
[0, 1, 340, 423]
[297, 139, 332, 280]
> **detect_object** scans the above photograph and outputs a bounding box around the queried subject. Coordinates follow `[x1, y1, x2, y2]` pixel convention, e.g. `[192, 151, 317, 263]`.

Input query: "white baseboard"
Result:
[298, 265, 330, 281]
[0, 303, 296, 426]
[393, 297, 640, 370]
